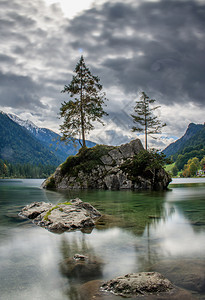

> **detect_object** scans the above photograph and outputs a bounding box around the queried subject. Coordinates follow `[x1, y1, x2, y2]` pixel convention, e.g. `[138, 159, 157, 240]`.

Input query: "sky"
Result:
[0, 0, 205, 149]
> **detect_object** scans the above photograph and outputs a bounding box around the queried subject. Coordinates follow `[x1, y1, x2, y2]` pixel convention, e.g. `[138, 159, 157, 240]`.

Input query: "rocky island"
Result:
[42, 139, 171, 191]
[19, 198, 101, 232]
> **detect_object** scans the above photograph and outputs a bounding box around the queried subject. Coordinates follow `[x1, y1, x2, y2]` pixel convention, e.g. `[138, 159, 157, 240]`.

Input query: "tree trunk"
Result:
[145, 104, 147, 150]
[81, 118, 86, 148]
[145, 125, 147, 150]
[80, 67, 86, 148]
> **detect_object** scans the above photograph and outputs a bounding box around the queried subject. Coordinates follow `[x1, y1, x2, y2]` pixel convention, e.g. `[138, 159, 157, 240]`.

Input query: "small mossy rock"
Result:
[19, 198, 101, 233]
[19, 202, 53, 219]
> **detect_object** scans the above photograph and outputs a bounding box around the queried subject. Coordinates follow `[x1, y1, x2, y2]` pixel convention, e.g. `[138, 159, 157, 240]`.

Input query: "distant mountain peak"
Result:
[162, 122, 204, 157]
[6, 112, 39, 133]
[0, 110, 96, 164]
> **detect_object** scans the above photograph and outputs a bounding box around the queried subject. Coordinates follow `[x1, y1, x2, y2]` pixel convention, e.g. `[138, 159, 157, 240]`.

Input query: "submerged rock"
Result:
[42, 139, 171, 191]
[60, 253, 103, 280]
[149, 259, 205, 293]
[19, 198, 101, 232]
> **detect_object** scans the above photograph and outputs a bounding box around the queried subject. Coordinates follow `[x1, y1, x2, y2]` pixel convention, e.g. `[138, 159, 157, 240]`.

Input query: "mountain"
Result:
[162, 123, 205, 158]
[0, 112, 60, 165]
[0, 111, 96, 165]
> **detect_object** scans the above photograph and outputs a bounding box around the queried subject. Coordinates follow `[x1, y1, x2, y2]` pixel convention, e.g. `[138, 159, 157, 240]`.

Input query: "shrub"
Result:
[60, 145, 114, 176]
[46, 176, 56, 189]
[120, 149, 169, 180]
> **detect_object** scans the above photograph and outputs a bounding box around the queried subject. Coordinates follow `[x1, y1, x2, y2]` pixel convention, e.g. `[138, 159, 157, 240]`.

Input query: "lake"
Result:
[0, 178, 205, 299]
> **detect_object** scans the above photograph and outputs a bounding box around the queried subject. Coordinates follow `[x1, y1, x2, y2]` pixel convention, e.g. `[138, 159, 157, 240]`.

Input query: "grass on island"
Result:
[165, 162, 175, 172]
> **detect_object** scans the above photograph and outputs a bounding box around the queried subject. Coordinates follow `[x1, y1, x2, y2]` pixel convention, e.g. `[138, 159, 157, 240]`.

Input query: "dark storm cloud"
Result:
[0, 0, 71, 112]
[67, 0, 205, 106]
[0, 72, 46, 109]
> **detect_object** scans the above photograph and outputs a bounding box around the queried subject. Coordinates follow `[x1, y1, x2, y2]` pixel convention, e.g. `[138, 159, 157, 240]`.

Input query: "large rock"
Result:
[19, 198, 101, 232]
[79, 273, 196, 299]
[101, 272, 173, 297]
[42, 139, 171, 191]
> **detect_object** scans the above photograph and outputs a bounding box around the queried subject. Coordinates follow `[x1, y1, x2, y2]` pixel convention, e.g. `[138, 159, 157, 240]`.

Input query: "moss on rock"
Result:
[60, 145, 114, 176]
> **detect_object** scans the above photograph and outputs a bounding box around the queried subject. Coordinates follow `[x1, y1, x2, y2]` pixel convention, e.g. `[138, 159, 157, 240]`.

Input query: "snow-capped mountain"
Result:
[7, 113, 39, 133]
[6, 112, 61, 147]
[0, 111, 96, 164]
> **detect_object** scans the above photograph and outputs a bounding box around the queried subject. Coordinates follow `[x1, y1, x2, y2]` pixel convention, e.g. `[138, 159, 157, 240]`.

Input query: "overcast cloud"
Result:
[0, 0, 205, 149]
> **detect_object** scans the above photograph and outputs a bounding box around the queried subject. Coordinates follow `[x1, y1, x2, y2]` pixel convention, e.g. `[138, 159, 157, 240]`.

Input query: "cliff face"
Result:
[162, 123, 204, 158]
[42, 139, 171, 191]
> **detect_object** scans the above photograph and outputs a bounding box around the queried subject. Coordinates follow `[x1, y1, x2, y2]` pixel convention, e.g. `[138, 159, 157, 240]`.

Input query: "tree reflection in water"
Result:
[59, 234, 104, 299]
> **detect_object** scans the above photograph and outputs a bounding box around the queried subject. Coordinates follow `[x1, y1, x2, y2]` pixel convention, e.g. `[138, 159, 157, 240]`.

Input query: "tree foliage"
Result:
[201, 156, 205, 169]
[0, 160, 56, 178]
[175, 147, 205, 170]
[171, 165, 179, 177]
[120, 149, 170, 180]
[131, 92, 166, 150]
[182, 157, 200, 177]
[60, 56, 108, 148]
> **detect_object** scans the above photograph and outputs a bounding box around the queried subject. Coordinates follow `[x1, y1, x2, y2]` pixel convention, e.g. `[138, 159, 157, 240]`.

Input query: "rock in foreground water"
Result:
[79, 272, 196, 299]
[19, 198, 101, 232]
[101, 272, 173, 297]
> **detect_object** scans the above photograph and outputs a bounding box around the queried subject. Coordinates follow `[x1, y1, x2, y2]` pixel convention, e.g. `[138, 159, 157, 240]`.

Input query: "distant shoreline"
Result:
[170, 177, 205, 184]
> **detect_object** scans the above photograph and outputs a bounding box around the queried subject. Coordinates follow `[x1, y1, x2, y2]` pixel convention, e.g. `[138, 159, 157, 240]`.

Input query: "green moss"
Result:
[46, 176, 56, 189]
[58, 201, 71, 205]
[44, 205, 59, 221]
[60, 144, 115, 176]
[43, 202, 72, 221]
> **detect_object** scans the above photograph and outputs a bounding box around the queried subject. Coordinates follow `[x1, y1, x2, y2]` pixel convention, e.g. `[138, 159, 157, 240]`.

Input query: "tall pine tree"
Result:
[131, 91, 166, 150]
[60, 56, 108, 148]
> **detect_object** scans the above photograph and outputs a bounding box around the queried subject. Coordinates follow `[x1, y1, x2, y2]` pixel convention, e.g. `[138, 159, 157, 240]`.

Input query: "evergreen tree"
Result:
[131, 92, 166, 150]
[171, 165, 179, 177]
[60, 56, 108, 148]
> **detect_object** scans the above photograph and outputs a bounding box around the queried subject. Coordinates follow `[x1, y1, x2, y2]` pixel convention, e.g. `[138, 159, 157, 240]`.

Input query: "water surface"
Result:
[0, 178, 205, 299]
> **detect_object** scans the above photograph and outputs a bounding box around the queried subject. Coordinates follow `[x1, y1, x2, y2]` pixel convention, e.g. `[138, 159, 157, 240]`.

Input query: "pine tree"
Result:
[60, 56, 108, 148]
[131, 91, 166, 150]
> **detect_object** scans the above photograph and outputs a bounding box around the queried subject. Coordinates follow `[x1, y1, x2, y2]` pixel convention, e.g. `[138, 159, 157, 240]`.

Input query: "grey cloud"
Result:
[0, 0, 204, 144]
[0, 72, 46, 110]
[0, 54, 15, 63]
[67, 0, 205, 107]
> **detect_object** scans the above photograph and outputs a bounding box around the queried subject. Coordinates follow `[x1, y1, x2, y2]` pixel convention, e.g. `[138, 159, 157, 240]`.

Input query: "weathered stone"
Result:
[19, 202, 53, 219]
[100, 155, 113, 165]
[119, 139, 143, 158]
[19, 198, 101, 232]
[108, 148, 124, 164]
[79, 276, 196, 299]
[101, 272, 173, 297]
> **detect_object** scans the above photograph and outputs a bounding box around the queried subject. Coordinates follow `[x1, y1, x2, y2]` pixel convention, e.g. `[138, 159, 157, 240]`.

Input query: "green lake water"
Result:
[0, 179, 205, 299]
